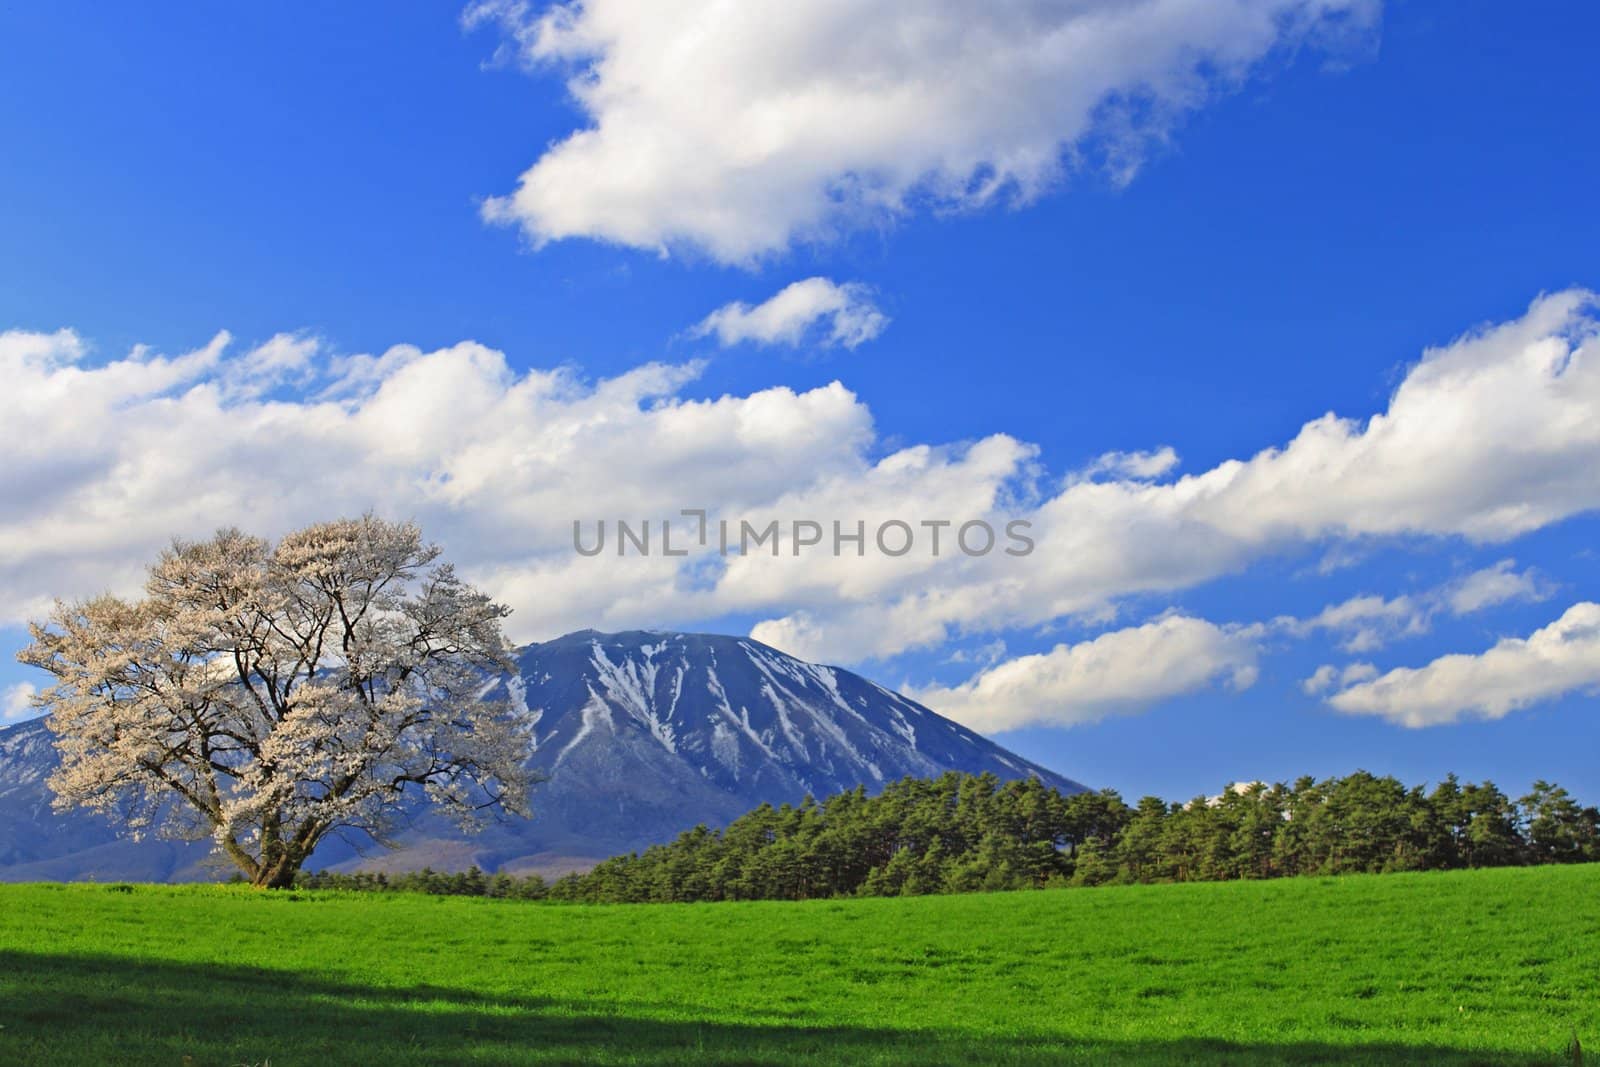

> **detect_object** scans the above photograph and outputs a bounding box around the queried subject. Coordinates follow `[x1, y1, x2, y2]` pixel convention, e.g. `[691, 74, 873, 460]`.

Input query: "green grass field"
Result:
[1, 864, 1595, 1066]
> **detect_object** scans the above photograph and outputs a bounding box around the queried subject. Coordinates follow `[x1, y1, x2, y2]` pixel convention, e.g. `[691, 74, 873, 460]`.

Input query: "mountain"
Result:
[0, 629, 1083, 882]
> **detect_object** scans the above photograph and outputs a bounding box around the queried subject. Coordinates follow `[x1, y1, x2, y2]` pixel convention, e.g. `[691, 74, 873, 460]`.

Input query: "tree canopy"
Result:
[20, 516, 537, 887]
[536, 770, 1600, 904]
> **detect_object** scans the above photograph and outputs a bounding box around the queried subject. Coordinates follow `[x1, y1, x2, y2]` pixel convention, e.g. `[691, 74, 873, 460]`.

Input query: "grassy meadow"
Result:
[0, 864, 1595, 1065]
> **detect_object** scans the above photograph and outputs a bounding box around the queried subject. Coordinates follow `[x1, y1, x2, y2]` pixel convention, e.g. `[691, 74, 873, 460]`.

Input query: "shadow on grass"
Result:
[0, 949, 1568, 1066]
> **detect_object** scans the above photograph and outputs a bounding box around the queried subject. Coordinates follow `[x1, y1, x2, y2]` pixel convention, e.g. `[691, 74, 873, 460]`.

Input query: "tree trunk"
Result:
[253, 837, 303, 888]
[254, 859, 301, 889]
[219, 835, 263, 885]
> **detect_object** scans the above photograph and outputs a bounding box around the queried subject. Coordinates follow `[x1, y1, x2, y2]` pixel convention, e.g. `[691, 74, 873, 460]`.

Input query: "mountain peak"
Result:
[0, 628, 1083, 881]
[508, 627, 1079, 800]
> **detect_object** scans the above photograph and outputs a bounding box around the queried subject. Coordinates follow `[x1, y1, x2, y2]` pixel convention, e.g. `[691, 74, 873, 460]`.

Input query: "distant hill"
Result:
[0, 629, 1082, 882]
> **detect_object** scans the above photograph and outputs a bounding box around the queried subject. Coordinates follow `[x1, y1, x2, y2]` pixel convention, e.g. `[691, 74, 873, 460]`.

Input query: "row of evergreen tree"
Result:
[297, 770, 1600, 902]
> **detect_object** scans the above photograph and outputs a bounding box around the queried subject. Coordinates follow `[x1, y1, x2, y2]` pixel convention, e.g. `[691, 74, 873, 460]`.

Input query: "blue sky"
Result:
[2, 1, 1598, 802]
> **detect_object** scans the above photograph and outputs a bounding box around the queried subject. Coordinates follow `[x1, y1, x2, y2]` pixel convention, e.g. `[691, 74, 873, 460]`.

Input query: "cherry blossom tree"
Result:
[19, 516, 536, 888]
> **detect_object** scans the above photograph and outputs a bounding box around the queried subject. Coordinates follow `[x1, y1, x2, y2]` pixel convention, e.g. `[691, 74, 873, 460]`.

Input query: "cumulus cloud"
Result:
[0, 325, 875, 638]
[905, 614, 1259, 732]
[1277, 561, 1556, 656]
[1282, 593, 1429, 653]
[1301, 661, 1377, 696]
[1, 683, 37, 725]
[1326, 602, 1600, 727]
[2, 290, 1599, 675]
[467, 0, 1379, 262]
[1443, 559, 1553, 616]
[691, 278, 888, 349]
[1079, 447, 1180, 482]
[230, 332, 320, 397]
[755, 290, 1600, 661]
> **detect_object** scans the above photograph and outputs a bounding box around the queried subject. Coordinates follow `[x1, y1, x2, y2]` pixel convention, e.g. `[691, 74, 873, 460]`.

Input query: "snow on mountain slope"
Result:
[0, 630, 1084, 881]
[521, 630, 1076, 796]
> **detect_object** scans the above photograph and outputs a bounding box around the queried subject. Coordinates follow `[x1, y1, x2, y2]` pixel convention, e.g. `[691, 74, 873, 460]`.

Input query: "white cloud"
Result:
[1277, 561, 1555, 656]
[905, 614, 1259, 732]
[1310, 543, 1370, 576]
[1080, 446, 1180, 481]
[944, 639, 1008, 668]
[1, 682, 37, 725]
[467, 0, 1378, 263]
[1443, 559, 1552, 616]
[242, 333, 316, 373]
[2, 290, 1599, 675]
[1326, 602, 1600, 727]
[1282, 593, 1429, 653]
[1301, 666, 1333, 694]
[691, 278, 888, 349]
[1301, 661, 1377, 695]
[0, 326, 876, 639]
[755, 290, 1600, 660]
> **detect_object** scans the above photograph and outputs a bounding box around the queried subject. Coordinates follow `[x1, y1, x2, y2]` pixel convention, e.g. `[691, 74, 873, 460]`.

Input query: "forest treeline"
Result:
[296, 770, 1600, 902]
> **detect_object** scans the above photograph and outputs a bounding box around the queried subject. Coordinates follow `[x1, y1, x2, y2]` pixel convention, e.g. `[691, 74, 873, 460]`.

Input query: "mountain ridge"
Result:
[0, 629, 1084, 881]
